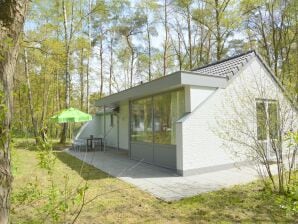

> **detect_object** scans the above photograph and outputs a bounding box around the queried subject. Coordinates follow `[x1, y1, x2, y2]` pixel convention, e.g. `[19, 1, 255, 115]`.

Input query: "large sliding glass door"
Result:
[131, 97, 153, 143]
[130, 88, 185, 169]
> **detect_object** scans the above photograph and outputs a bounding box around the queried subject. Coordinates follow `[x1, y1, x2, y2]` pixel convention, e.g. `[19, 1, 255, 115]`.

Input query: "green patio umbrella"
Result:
[51, 107, 92, 123]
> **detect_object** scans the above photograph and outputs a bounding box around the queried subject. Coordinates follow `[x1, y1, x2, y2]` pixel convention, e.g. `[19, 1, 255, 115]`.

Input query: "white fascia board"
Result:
[95, 71, 228, 107]
[180, 71, 228, 88]
[95, 71, 182, 107]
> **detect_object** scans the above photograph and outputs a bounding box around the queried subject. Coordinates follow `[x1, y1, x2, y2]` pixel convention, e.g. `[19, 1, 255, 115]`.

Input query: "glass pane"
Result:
[268, 102, 279, 139]
[170, 89, 185, 144]
[153, 92, 171, 144]
[131, 97, 153, 142]
[154, 89, 185, 145]
[256, 102, 266, 141]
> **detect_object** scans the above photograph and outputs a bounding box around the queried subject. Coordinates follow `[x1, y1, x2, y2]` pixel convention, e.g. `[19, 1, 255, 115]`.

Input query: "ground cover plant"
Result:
[11, 138, 297, 223]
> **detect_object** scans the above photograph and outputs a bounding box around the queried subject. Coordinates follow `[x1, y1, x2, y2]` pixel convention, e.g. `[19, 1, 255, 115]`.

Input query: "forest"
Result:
[11, 0, 297, 143]
[0, 0, 297, 223]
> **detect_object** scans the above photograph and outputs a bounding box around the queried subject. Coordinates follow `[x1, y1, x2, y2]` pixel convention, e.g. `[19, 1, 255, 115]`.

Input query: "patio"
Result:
[65, 148, 262, 201]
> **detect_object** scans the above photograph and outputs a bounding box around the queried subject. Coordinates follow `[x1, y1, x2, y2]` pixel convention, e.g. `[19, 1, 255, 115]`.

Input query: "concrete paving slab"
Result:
[65, 149, 265, 201]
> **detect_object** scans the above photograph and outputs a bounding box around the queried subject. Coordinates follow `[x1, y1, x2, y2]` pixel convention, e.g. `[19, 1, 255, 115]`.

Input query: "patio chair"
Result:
[72, 138, 86, 152]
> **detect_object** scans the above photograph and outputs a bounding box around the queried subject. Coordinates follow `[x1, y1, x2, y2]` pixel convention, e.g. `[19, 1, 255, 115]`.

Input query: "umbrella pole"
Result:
[70, 123, 72, 140]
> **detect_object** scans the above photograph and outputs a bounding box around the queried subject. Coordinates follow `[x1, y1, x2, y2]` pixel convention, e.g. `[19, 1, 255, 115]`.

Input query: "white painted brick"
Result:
[178, 57, 298, 171]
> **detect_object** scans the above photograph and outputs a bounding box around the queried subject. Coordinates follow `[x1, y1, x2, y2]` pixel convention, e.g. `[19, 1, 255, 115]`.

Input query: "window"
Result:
[256, 100, 279, 141]
[130, 88, 185, 145]
[268, 103, 278, 139]
[153, 89, 185, 144]
[131, 97, 153, 143]
[256, 102, 266, 140]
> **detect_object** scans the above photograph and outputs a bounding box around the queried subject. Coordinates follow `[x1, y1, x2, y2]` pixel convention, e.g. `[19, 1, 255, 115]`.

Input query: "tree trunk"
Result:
[215, 0, 222, 61]
[86, 0, 91, 113]
[109, 37, 113, 95]
[79, 48, 84, 110]
[126, 35, 134, 88]
[163, 0, 168, 76]
[187, 5, 192, 69]
[40, 62, 50, 132]
[0, 1, 29, 223]
[24, 49, 39, 143]
[17, 84, 25, 134]
[99, 38, 104, 98]
[60, 0, 72, 143]
[178, 33, 182, 70]
[146, 20, 152, 81]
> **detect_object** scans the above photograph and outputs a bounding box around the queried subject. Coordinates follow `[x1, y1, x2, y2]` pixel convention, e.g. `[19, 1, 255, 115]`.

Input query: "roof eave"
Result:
[95, 71, 228, 107]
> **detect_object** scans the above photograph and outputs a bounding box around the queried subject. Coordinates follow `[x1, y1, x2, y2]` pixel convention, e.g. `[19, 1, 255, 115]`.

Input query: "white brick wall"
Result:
[177, 57, 298, 173]
[76, 101, 129, 150]
[103, 101, 129, 149]
[76, 115, 103, 139]
[185, 86, 216, 112]
[119, 102, 129, 150]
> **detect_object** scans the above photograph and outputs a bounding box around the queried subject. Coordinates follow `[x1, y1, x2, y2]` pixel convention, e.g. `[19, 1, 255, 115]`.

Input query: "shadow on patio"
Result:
[65, 148, 178, 179]
[55, 150, 111, 181]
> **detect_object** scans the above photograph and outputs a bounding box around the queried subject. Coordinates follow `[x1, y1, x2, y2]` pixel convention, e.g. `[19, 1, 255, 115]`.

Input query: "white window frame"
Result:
[256, 99, 280, 159]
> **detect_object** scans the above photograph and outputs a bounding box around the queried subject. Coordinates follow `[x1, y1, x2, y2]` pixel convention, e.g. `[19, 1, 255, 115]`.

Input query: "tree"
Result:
[117, 9, 146, 87]
[92, 0, 109, 98]
[0, 1, 29, 223]
[241, 0, 297, 101]
[60, 0, 74, 144]
[86, 0, 92, 113]
[216, 66, 297, 193]
[24, 48, 39, 143]
[137, 0, 159, 81]
[162, 0, 170, 76]
[75, 37, 89, 110]
[192, 0, 239, 61]
[174, 0, 194, 69]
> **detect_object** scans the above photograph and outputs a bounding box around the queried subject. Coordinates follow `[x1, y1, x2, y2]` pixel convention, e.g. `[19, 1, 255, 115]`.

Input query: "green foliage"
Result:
[36, 140, 56, 173]
[0, 37, 13, 61]
[11, 140, 90, 223]
[12, 179, 42, 204]
[285, 131, 298, 148]
[0, 91, 5, 124]
[274, 179, 298, 215]
[0, 91, 9, 151]
[73, 183, 89, 205]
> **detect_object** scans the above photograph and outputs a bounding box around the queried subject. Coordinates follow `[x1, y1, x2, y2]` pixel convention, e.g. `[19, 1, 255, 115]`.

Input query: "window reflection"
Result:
[130, 88, 185, 145]
[131, 98, 153, 142]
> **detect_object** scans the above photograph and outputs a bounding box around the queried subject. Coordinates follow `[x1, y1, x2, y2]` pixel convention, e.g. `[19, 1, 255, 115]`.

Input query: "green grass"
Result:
[11, 139, 297, 223]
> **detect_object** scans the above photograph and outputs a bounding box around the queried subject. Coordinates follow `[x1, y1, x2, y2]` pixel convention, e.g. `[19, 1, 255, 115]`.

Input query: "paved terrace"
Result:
[66, 149, 263, 201]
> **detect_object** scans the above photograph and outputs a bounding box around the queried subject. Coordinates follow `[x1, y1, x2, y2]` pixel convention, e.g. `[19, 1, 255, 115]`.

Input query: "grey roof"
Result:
[191, 50, 255, 78]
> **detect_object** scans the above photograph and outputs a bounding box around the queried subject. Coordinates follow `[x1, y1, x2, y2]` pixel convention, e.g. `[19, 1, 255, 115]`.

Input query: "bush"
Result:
[275, 181, 298, 215]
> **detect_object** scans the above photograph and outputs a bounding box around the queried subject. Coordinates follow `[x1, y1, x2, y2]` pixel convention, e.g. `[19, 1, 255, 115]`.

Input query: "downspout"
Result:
[117, 113, 120, 151]
[128, 101, 131, 158]
[103, 105, 106, 152]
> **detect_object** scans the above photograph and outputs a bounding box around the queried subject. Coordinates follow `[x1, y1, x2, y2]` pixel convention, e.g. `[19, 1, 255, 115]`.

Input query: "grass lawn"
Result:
[11, 139, 297, 223]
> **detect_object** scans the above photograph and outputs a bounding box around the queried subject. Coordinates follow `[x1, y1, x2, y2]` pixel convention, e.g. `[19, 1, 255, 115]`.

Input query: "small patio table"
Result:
[86, 137, 103, 151]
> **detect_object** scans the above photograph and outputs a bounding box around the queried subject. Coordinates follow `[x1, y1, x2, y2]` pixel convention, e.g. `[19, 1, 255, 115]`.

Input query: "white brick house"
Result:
[76, 50, 297, 176]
